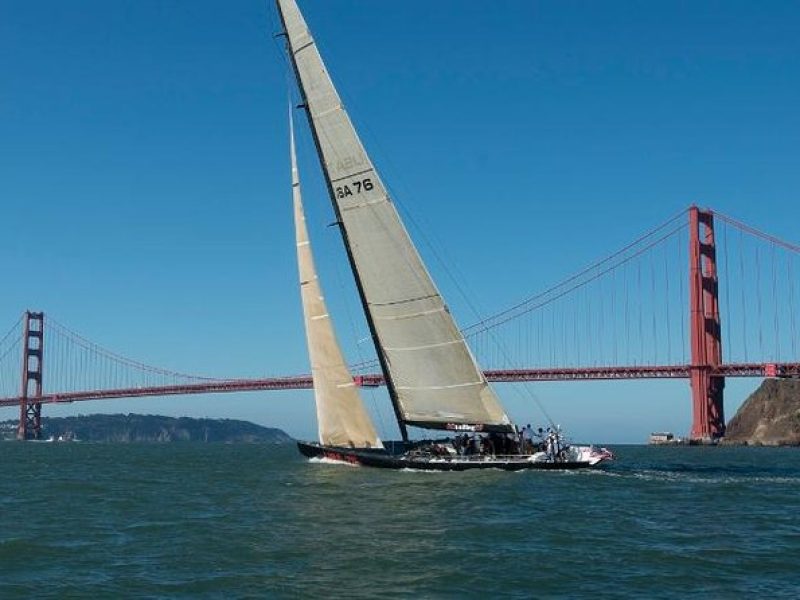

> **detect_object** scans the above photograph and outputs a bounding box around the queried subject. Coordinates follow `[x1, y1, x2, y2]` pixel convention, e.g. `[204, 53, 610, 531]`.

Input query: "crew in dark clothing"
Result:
[471, 434, 482, 456]
[453, 435, 463, 455]
[483, 435, 494, 456]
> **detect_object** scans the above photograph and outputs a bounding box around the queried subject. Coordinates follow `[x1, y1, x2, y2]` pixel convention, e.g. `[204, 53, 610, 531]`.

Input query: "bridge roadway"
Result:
[1, 363, 798, 408]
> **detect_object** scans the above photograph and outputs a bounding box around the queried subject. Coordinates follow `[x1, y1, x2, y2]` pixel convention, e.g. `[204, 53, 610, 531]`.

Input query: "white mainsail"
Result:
[291, 112, 383, 449]
[278, 0, 512, 433]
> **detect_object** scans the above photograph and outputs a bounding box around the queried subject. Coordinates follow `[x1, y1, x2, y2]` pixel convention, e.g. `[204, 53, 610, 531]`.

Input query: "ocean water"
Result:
[1, 443, 798, 598]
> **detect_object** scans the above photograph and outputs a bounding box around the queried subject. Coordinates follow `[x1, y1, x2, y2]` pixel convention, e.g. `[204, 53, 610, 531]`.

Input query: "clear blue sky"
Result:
[1, 1, 798, 443]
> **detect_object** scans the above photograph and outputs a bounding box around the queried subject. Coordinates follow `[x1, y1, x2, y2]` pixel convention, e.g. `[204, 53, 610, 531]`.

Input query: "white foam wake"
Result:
[308, 457, 360, 467]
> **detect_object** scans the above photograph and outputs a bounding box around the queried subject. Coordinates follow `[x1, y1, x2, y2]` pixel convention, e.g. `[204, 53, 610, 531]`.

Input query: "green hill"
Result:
[0, 413, 293, 443]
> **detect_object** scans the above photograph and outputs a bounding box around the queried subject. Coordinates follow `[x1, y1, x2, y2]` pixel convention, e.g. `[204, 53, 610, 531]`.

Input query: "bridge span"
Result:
[2, 207, 799, 441]
[1, 362, 797, 408]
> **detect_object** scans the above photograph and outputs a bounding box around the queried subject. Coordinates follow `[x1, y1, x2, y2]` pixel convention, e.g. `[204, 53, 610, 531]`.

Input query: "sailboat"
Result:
[280, 0, 613, 471]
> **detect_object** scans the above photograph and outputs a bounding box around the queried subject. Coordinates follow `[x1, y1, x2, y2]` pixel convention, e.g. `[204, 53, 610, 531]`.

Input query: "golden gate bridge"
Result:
[2, 207, 799, 441]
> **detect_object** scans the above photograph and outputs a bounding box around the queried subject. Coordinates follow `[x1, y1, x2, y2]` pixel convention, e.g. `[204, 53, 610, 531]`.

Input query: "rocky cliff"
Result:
[723, 379, 800, 446]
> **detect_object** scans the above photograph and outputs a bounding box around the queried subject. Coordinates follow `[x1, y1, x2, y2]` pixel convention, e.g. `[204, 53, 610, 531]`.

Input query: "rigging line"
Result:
[283, 2, 622, 405]
[282, 4, 676, 408]
[466, 223, 688, 333]
[378, 181, 496, 354]
[267, 1, 297, 85]
[298, 46, 454, 317]
[291, 18, 495, 339]
[712, 210, 800, 255]
[481, 329, 559, 429]
[464, 209, 690, 332]
[365, 385, 389, 442]
[469, 294, 558, 429]
[349, 357, 380, 372]
[318, 142, 559, 426]
[278, 10, 652, 426]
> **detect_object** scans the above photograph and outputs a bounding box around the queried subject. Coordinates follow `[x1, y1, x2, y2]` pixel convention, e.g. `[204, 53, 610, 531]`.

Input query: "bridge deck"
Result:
[1, 363, 797, 408]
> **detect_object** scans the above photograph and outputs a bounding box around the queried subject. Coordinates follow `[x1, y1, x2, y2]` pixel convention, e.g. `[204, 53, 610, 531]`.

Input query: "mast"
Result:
[290, 110, 384, 449]
[275, 0, 512, 435]
[277, 4, 408, 441]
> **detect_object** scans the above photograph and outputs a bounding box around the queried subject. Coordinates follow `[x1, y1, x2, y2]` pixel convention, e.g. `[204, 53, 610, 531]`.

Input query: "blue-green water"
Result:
[1, 443, 798, 598]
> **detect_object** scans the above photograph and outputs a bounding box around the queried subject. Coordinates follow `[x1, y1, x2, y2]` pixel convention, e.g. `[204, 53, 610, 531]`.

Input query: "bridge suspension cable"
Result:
[462, 209, 691, 370]
[710, 210, 800, 366]
[42, 317, 231, 397]
[0, 314, 24, 398]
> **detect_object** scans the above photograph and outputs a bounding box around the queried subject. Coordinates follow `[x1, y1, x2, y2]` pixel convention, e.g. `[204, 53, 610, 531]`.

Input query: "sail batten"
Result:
[290, 110, 383, 449]
[278, 0, 512, 433]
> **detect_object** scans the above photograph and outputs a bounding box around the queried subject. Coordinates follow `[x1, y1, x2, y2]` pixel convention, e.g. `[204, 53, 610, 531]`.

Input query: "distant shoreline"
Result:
[0, 413, 293, 444]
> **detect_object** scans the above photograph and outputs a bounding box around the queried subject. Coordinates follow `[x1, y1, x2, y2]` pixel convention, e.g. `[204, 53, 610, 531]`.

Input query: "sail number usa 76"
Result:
[336, 178, 373, 199]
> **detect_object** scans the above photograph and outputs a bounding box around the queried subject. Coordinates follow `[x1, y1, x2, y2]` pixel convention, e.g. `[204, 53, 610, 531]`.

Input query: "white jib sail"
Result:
[278, 0, 511, 431]
[291, 112, 383, 449]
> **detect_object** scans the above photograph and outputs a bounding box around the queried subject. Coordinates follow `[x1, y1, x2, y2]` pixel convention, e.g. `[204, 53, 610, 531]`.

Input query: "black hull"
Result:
[297, 441, 600, 471]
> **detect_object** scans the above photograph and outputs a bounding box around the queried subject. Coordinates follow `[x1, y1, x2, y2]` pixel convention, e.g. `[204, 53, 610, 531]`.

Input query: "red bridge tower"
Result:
[688, 207, 725, 440]
[18, 311, 44, 440]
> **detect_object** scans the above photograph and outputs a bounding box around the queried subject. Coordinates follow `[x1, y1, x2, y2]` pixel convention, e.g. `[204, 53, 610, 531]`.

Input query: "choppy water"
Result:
[1, 443, 798, 598]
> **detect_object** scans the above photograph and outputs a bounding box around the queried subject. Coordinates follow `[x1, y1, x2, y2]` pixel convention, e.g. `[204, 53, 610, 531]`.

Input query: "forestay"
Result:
[291, 113, 383, 449]
[278, 0, 512, 432]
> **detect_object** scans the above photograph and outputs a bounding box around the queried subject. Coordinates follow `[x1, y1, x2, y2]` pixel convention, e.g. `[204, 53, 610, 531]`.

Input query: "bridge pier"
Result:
[688, 207, 725, 441]
[18, 311, 44, 441]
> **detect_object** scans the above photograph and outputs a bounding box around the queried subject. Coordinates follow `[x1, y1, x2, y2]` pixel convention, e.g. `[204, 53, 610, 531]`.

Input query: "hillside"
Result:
[0, 414, 293, 443]
[723, 379, 800, 446]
